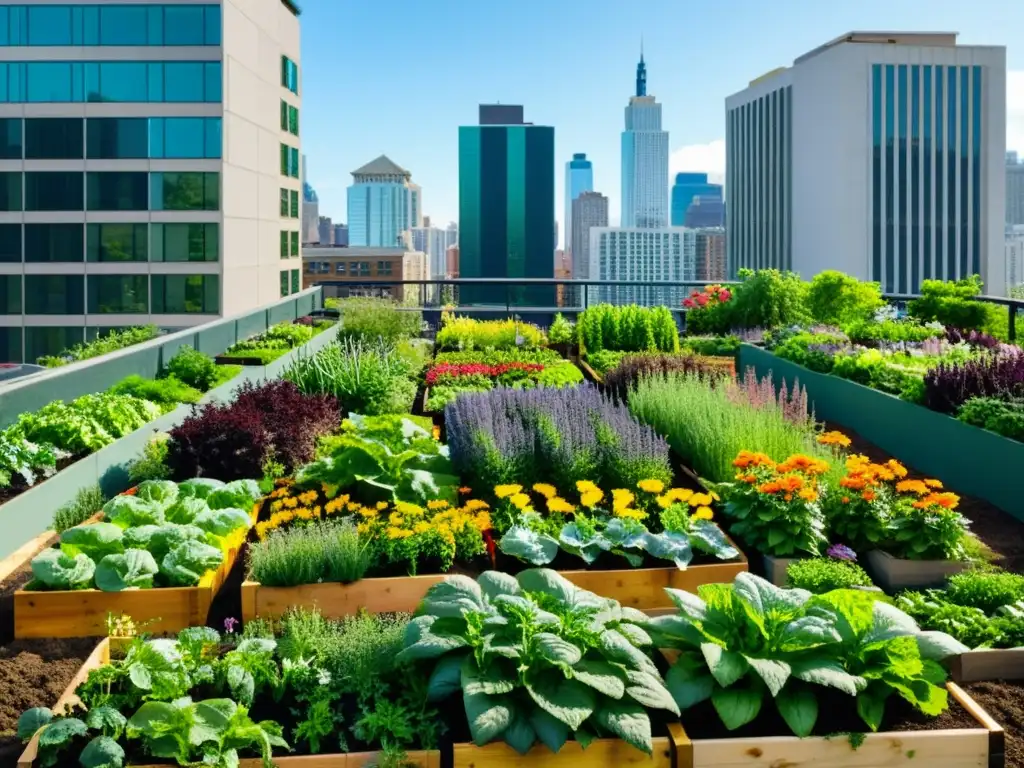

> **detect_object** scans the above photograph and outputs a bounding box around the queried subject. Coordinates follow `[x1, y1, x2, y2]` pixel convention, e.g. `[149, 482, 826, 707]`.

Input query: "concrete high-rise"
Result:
[571, 191, 609, 281]
[564, 153, 593, 253]
[1008, 151, 1024, 226]
[589, 227, 695, 306]
[346, 155, 417, 248]
[695, 228, 727, 282]
[459, 105, 555, 305]
[621, 51, 669, 229]
[684, 196, 726, 228]
[726, 32, 1006, 295]
[671, 173, 722, 226]
[0, 0, 302, 363]
[301, 154, 319, 244]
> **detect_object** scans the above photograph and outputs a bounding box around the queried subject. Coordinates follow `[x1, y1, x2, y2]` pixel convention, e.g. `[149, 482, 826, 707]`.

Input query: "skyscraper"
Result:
[0, 0, 301, 363]
[589, 228, 695, 306]
[459, 105, 555, 305]
[302, 154, 320, 244]
[671, 172, 722, 225]
[621, 51, 669, 229]
[684, 196, 726, 228]
[1008, 152, 1024, 226]
[571, 191, 609, 281]
[564, 153, 593, 253]
[727, 32, 1006, 296]
[346, 155, 417, 248]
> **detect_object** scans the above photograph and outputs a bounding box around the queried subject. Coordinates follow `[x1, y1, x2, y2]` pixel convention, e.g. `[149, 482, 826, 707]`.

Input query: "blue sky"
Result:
[299, 0, 1024, 237]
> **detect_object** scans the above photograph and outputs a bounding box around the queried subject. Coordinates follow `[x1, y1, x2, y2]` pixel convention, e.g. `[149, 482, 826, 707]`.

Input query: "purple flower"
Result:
[827, 544, 857, 562]
[224, 617, 239, 634]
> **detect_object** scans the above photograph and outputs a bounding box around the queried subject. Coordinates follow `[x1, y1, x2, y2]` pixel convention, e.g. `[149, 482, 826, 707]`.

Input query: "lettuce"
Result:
[102, 495, 165, 529]
[134, 480, 178, 509]
[206, 480, 262, 511]
[177, 478, 225, 500]
[59, 522, 124, 561]
[31, 548, 95, 590]
[165, 497, 210, 525]
[123, 523, 208, 564]
[95, 549, 159, 591]
[161, 541, 224, 586]
[192, 507, 251, 539]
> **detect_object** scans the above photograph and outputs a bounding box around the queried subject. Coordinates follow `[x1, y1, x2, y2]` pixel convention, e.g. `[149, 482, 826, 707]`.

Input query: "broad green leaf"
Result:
[616, 622, 652, 647]
[662, 588, 708, 622]
[689, 519, 740, 559]
[781, 615, 842, 649]
[701, 643, 748, 688]
[865, 601, 921, 644]
[79, 735, 125, 768]
[644, 614, 704, 647]
[396, 625, 468, 663]
[427, 652, 467, 701]
[477, 571, 522, 601]
[528, 708, 569, 753]
[128, 662, 152, 690]
[16, 708, 52, 740]
[574, 725, 596, 749]
[599, 630, 658, 673]
[503, 712, 537, 755]
[642, 530, 693, 569]
[915, 631, 970, 660]
[59, 522, 124, 561]
[516, 568, 578, 603]
[499, 527, 559, 566]
[424, 575, 483, 605]
[483, 637, 521, 659]
[559, 523, 610, 564]
[733, 573, 811, 618]
[192, 699, 236, 746]
[85, 706, 127, 738]
[38, 718, 87, 748]
[665, 662, 715, 709]
[526, 675, 596, 731]
[592, 699, 653, 755]
[463, 658, 516, 697]
[94, 549, 159, 592]
[744, 657, 791, 697]
[711, 687, 763, 731]
[573, 659, 626, 699]
[776, 685, 818, 737]
[790, 658, 866, 696]
[534, 633, 582, 666]
[624, 669, 680, 715]
[856, 685, 889, 731]
[464, 691, 513, 745]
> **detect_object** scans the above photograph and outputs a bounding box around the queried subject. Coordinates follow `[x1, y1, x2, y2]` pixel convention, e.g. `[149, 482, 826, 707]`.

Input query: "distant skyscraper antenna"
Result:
[636, 40, 647, 97]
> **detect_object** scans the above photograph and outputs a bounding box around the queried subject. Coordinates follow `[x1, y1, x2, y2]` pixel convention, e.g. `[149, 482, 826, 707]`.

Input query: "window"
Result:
[377, 260, 393, 276]
[87, 172, 147, 211]
[0, 224, 19, 262]
[280, 144, 288, 176]
[0, 172, 20, 211]
[24, 118, 82, 159]
[25, 327, 83, 361]
[280, 270, 289, 297]
[25, 172, 83, 211]
[152, 274, 219, 313]
[280, 144, 299, 177]
[290, 232, 299, 257]
[354, 262, 370, 276]
[0, 118, 20, 158]
[151, 172, 219, 211]
[280, 231, 288, 259]
[150, 117, 221, 159]
[24, 275, 84, 314]
[0, 61, 223, 103]
[0, 275, 20, 314]
[288, 105, 299, 136]
[289, 190, 299, 218]
[335, 262, 346, 275]
[151, 223, 218, 262]
[88, 275, 148, 314]
[162, 6, 207, 46]
[290, 269, 299, 294]
[87, 223, 148, 262]
[281, 56, 298, 94]
[25, 224, 83, 262]
[280, 189, 290, 217]
[87, 118, 148, 158]
[280, 100, 288, 132]
[0, 328, 21, 363]
[0, 6, 221, 47]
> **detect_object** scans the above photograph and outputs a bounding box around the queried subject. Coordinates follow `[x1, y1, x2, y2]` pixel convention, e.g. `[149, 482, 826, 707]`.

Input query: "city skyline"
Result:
[298, 0, 1024, 229]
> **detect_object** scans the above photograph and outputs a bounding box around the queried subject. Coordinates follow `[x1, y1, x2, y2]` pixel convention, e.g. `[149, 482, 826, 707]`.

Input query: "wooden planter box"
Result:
[674, 683, 1004, 768]
[451, 724, 685, 768]
[737, 344, 1024, 520]
[13, 505, 257, 639]
[242, 553, 748, 622]
[865, 550, 968, 591]
[951, 648, 1024, 683]
[17, 637, 440, 768]
[578, 358, 605, 385]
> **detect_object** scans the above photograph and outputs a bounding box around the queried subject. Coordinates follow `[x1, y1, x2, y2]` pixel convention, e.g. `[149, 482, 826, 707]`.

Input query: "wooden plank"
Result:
[131, 751, 440, 768]
[0, 530, 56, 584]
[950, 648, 1024, 683]
[668, 722, 693, 768]
[452, 736, 672, 768]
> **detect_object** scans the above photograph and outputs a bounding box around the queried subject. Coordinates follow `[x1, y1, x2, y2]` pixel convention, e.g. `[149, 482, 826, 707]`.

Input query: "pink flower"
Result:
[695, 293, 709, 307]
[718, 289, 731, 302]
[682, 298, 695, 309]
[224, 617, 239, 634]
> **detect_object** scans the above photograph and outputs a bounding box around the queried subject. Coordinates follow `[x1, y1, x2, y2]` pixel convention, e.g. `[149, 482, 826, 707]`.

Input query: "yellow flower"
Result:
[689, 492, 713, 507]
[576, 480, 599, 494]
[611, 489, 635, 510]
[472, 511, 493, 531]
[464, 499, 490, 511]
[357, 506, 378, 519]
[509, 493, 532, 510]
[386, 526, 413, 540]
[395, 502, 424, 517]
[692, 506, 714, 520]
[375, 501, 389, 510]
[298, 490, 319, 505]
[547, 497, 575, 514]
[668, 488, 693, 503]
[532, 483, 557, 498]
[282, 496, 298, 509]
[580, 489, 604, 508]
[427, 499, 450, 510]
[495, 484, 523, 499]
[637, 479, 665, 494]
[413, 521, 432, 534]
[615, 507, 648, 521]
[655, 494, 674, 509]
[388, 512, 404, 526]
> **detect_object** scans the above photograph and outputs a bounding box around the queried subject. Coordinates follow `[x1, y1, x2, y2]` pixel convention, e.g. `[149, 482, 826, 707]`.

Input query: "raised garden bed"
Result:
[737, 343, 1024, 520]
[865, 549, 969, 591]
[13, 505, 256, 639]
[950, 648, 1024, 684]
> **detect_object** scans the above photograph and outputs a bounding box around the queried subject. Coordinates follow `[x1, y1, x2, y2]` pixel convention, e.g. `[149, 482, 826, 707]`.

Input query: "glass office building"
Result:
[0, 1, 303, 363]
[670, 172, 722, 226]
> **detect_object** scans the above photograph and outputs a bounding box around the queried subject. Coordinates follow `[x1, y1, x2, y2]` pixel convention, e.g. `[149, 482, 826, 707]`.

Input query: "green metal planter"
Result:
[737, 344, 1024, 521]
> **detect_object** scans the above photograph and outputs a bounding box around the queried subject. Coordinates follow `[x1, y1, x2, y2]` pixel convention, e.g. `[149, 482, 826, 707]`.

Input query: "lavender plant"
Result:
[728, 366, 812, 427]
[445, 383, 672, 491]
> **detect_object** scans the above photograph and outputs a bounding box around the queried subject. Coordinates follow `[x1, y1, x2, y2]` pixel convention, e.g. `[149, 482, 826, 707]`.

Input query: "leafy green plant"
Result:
[14, 393, 162, 454]
[127, 433, 172, 483]
[247, 520, 370, 587]
[785, 558, 874, 594]
[646, 573, 966, 736]
[0, 430, 65, 490]
[435, 314, 546, 351]
[806, 271, 884, 326]
[944, 569, 1024, 614]
[397, 569, 680, 754]
[108, 375, 201, 412]
[957, 397, 1024, 442]
[577, 304, 678, 355]
[37, 325, 160, 368]
[727, 269, 810, 330]
[585, 349, 627, 375]
[53, 483, 106, 533]
[547, 313, 576, 345]
[164, 345, 221, 391]
[336, 298, 422, 343]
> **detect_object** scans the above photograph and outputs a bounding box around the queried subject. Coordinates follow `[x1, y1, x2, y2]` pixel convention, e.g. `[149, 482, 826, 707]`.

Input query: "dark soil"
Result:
[0, 561, 36, 647]
[0, 636, 98, 767]
[958, 681, 1024, 768]
[828, 423, 1024, 571]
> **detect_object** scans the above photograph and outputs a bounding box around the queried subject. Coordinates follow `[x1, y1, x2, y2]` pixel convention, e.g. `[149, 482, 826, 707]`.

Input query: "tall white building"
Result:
[589, 227, 695, 306]
[0, 0, 302, 363]
[571, 191, 609, 281]
[410, 225, 449, 279]
[1007, 226, 1024, 290]
[346, 155, 417, 248]
[564, 153, 593, 254]
[445, 221, 459, 249]
[726, 32, 1006, 296]
[621, 53, 669, 229]
[1008, 152, 1024, 226]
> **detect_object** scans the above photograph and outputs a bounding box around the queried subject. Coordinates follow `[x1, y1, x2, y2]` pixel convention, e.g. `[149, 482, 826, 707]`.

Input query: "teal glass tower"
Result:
[459, 105, 555, 306]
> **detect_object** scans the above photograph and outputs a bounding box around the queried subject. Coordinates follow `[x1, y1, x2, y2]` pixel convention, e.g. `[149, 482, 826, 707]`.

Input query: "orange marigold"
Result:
[896, 479, 929, 496]
[924, 478, 944, 489]
[757, 481, 781, 494]
[817, 431, 852, 447]
[798, 488, 818, 503]
[862, 489, 877, 502]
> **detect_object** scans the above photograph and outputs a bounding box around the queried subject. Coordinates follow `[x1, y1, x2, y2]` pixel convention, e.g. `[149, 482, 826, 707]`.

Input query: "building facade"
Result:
[346, 155, 416, 248]
[1007, 226, 1024, 290]
[684, 196, 726, 228]
[302, 245, 425, 303]
[301, 153, 319, 243]
[571, 191, 609, 281]
[564, 153, 593, 253]
[695, 228, 727, 281]
[726, 32, 1006, 296]
[1008, 152, 1024, 226]
[410, 225, 449, 279]
[318, 216, 334, 246]
[621, 54, 669, 229]
[458, 105, 555, 305]
[0, 0, 301, 363]
[333, 223, 348, 247]
[670, 172, 722, 226]
[588, 227, 696, 306]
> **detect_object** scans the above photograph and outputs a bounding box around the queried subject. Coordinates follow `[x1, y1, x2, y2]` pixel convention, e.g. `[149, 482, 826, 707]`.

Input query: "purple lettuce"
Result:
[944, 326, 1001, 350]
[923, 353, 1024, 414]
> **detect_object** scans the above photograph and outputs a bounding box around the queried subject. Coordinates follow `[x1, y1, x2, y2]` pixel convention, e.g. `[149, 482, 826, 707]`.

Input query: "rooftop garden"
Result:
[1, 284, 1023, 768]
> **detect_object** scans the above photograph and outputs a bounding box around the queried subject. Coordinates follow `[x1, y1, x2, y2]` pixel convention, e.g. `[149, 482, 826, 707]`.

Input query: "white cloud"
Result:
[669, 139, 725, 186]
[1009, 70, 1024, 155]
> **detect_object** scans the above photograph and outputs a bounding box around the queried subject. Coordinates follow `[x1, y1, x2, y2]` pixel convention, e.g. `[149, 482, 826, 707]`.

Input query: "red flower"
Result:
[482, 529, 497, 569]
[682, 298, 695, 309]
[718, 289, 731, 302]
[425, 361, 544, 385]
[695, 293, 709, 307]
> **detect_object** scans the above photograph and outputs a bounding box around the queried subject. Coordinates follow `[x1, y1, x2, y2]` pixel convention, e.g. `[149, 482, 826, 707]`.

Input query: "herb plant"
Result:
[785, 557, 874, 594]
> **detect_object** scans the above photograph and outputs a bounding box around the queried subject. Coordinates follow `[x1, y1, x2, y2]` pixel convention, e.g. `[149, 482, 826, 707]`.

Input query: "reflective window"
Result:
[290, 190, 299, 218]
[0, 118, 20, 158]
[87, 223, 148, 262]
[151, 117, 221, 158]
[0, 61, 222, 103]
[151, 223, 218, 262]
[27, 6, 72, 46]
[0, 6, 220, 46]
[288, 105, 298, 135]
[88, 275, 148, 314]
[95, 6, 148, 45]
[0, 275, 20, 314]
[151, 172, 219, 211]
[897, 65, 907, 294]
[26, 61, 81, 102]
[87, 118, 148, 159]
[280, 100, 288, 132]
[25, 224, 83, 262]
[280, 144, 299, 178]
[87, 171, 148, 211]
[163, 6, 205, 45]
[947, 66, 957, 280]
[25, 327, 83, 362]
[0, 327, 21, 363]
[279, 188, 289, 217]
[280, 231, 288, 259]
[884, 64, 894, 293]
[152, 274, 219, 313]
[290, 269, 299, 293]
[281, 56, 298, 94]
[280, 270, 289, 297]
[25, 118, 83, 159]
[25, 172, 83, 211]
[24, 275, 84, 314]
[0, 224, 19, 262]
[290, 232, 299, 257]
[935, 67, 944, 280]
[0, 172, 20, 211]
[924, 66, 932, 281]
[972, 66, 982, 278]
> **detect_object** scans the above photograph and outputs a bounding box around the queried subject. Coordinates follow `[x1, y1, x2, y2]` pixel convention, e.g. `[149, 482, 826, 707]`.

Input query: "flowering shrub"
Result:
[424, 358, 583, 411]
[682, 284, 732, 311]
[424, 362, 544, 386]
[434, 314, 546, 350]
[717, 450, 829, 557]
[730, 366, 811, 426]
[828, 454, 910, 552]
[945, 326, 1002, 350]
[682, 284, 733, 335]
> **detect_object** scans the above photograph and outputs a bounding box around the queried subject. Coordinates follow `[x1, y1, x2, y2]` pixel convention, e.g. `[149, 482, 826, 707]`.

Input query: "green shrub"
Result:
[164, 345, 219, 391]
[108, 375, 202, 411]
[247, 520, 369, 587]
[680, 335, 741, 356]
[728, 268, 810, 329]
[52, 484, 105, 533]
[264, 321, 313, 347]
[907, 275, 1006, 336]
[584, 349, 627, 375]
[957, 397, 1024, 441]
[786, 557, 874, 594]
[336, 298, 421, 343]
[127, 433, 172, 483]
[577, 304, 678, 354]
[37, 326, 160, 367]
[434, 315, 545, 350]
[945, 569, 1024, 614]
[807, 270, 884, 325]
[547, 312, 575, 345]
